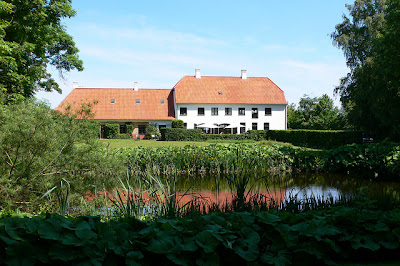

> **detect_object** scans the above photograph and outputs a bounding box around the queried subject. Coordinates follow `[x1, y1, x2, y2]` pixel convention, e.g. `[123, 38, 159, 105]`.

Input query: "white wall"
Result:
[175, 103, 287, 132]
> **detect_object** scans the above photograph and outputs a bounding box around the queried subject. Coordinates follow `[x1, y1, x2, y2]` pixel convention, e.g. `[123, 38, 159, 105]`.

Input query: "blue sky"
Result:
[36, 0, 353, 108]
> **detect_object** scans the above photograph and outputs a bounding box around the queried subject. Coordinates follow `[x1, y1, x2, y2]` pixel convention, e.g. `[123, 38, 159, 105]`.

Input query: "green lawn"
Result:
[100, 139, 295, 149]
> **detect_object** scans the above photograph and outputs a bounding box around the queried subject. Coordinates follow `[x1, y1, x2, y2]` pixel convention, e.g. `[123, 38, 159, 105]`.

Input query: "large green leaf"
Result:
[195, 230, 220, 253]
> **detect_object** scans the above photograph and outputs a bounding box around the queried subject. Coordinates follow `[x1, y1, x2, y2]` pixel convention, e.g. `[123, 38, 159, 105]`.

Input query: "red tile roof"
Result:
[55, 88, 175, 120]
[174, 76, 287, 104]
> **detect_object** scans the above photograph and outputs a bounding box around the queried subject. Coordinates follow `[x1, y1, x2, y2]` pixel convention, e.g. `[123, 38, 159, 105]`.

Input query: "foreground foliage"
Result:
[1, 206, 400, 265]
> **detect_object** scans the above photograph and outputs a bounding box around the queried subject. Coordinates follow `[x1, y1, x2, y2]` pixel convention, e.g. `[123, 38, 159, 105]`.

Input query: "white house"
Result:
[56, 69, 287, 137]
[173, 69, 287, 133]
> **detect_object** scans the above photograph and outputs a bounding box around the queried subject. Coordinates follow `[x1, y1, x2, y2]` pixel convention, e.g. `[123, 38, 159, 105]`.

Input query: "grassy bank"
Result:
[106, 142, 400, 179]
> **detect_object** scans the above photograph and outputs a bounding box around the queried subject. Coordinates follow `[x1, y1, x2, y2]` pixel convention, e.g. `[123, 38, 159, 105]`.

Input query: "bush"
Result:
[145, 123, 161, 140]
[202, 134, 247, 141]
[249, 130, 364, 148]
[126, 123, 134, 135]
[114, 133, 132, 139]
[2, 208, 400, 264]
[104, 123, 120, 139]
[160, 128, 203, 141]
[172, 119, 184, 128]
[0, 101, 106, 210]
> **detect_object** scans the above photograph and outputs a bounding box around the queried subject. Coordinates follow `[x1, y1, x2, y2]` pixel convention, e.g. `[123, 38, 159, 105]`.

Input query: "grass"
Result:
[100, 139, 297, 149]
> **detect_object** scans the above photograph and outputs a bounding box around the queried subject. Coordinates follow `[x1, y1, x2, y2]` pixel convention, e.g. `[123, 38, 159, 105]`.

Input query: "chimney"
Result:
[241, 70, 247, 80]
[73, 82, 79, 89]
[134, 82, 138, 91]
[195, 69, 201, 79]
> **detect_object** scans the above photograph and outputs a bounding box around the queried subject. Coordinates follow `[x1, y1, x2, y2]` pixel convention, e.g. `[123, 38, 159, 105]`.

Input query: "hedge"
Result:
[248, 130, 364, 148]
[172, 119, 184, 128]
[160, 128, 202, 141]
[202, 134, 247, 141]
[2, 208, 400, 264]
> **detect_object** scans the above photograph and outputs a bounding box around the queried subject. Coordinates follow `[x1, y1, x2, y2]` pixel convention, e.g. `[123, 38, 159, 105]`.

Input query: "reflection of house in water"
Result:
[176, 189, 287, 210]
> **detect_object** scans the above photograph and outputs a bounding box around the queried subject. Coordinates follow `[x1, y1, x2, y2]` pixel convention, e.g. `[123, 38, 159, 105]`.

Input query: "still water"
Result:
[172, 172, 400, 208]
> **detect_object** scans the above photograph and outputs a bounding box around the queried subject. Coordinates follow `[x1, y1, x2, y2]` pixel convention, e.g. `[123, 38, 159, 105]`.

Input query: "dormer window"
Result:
[111, 99, 115, 103]
[136, 99, 140, 103]
[161, 99, 164, 104]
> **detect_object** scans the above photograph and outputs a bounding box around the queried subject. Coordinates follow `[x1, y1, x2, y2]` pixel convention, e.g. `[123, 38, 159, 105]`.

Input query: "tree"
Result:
[288, 94, 347, 130]
[0, 0, 83, 101]
[332, 0, 400, 138]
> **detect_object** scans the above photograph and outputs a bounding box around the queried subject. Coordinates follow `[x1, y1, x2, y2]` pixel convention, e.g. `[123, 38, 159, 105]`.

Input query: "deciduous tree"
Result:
[332, 0, 400, 138]
[0, 0, 83, 101]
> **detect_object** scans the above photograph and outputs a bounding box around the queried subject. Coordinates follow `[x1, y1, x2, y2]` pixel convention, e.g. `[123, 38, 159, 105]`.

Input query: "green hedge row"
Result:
[2, 207, 400, 264]
[202, 134, 247, 141]
[160, 128, 364, 148]
[249, 129, 364, 148]
[160, 128, 202, 141]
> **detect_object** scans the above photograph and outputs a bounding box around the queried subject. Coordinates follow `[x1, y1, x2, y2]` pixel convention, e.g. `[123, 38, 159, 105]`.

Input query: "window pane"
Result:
[252, 108, 258, 118]
[180, 107, 187, 116]
[239, 108, 245, 116]
[138, 125, 146, 134]
[225, 108, 232, 116]
[198, 108, 205, 116]
[120, 124, 126, 134]
[264, 123, 269, 130]
[252, 123, 257, 130]
[211, 107, 218, 116]
[265, 108, 272, 116]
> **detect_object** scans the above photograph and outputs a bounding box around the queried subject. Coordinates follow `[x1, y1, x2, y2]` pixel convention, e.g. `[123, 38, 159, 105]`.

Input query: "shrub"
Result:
[104, 123, 120, 139]
[160, 128, 202, 141]
[202, 134, 247, 141]
[126, 123, 134, 135]
[145, 123, 161, 140]
[249, 130, 364, 148]
[172, 119, 184, 128]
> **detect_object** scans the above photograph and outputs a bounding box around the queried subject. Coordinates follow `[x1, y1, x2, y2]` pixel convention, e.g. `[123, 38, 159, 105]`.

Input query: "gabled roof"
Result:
[55, 88, 174, 120]
[173, 76, 287, 105]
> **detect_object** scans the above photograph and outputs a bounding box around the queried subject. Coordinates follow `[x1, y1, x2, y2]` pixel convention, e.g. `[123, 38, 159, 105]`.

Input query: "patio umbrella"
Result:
[197, 122, 218, 128]
[214, 123, 230, 128]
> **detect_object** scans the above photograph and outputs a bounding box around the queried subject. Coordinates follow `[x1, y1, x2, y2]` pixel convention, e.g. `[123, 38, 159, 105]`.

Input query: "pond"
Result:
[171, 172, 400, 210]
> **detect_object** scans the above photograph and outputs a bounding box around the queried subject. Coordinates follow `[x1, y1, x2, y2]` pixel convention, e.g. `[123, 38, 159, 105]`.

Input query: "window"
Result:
[120, 124, 126, 134]
[240, 122, 246, 134]
[138, 125, 146, 134]
[239, 108, 245, 116]
[211, 107, 218, 116]
[184, 123, 187, 129]
[194, 123, 198, 129]
[198, 107, 205, 116]
[264, 123, 270, 130]
[225, 107, 232, 116]
[161, 99, 165, 104]
[111, 99, 115, 103]
[136, 99, 140, 104]
[159, 125, 166, 130]
[252, 123, 258, 130]
[265, 108, 272, 116]
[252, 108, 258, 118]
[180, 107, 187, 116]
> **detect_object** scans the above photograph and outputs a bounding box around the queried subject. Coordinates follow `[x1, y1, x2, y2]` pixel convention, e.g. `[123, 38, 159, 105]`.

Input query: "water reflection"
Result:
[174, 172, 400, 209]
